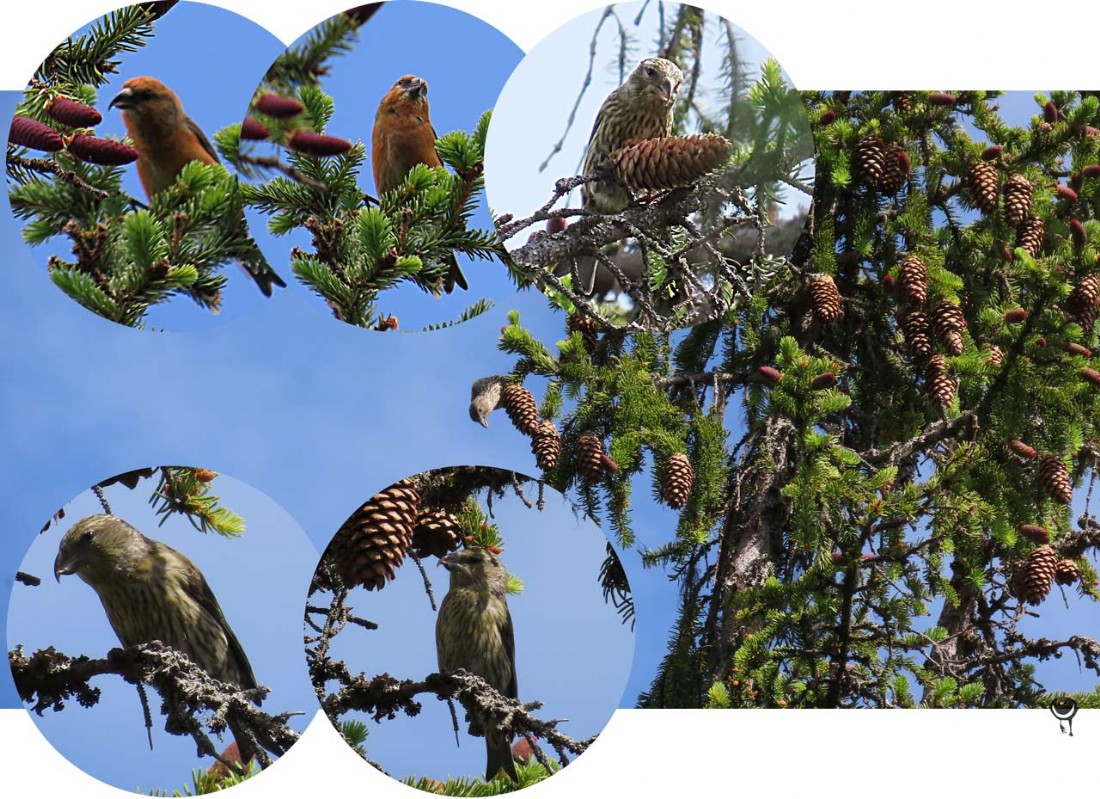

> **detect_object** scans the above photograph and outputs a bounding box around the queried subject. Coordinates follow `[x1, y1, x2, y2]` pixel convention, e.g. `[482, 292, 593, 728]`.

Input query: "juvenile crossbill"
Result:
[372, 75, 468, 294]
[54, 514, 260, 765]
[435, 547, 518, 783]
[581, 57, 683, 213]
[109, 76, 286, 296]
[559, 58, 683, 296]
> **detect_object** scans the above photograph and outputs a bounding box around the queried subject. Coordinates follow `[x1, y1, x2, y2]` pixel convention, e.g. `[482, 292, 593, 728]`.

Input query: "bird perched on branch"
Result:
[558, 57, 683, 296]
[435, 547, 519, 783]
[109, 76, 285, 296]
[372, 74, 468, 294]
[582, 57, 683, 214]
[54, 514, 262, 767]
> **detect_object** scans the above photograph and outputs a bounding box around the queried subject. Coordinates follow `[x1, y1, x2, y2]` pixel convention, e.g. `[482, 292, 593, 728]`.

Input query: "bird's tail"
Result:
[226, 714, 262, 772]
[485, 728, 519, 783]
[236, 237, 286, 297]
[444, 252, 468, 294]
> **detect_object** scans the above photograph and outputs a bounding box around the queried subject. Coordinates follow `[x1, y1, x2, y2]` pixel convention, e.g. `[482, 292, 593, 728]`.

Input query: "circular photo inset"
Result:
[5, 1, 285, 330]
[7, 465, 317, 793]
[231, 2, 522, 332]
[485, 1, 814, 332]
[306, 466, 634, 792]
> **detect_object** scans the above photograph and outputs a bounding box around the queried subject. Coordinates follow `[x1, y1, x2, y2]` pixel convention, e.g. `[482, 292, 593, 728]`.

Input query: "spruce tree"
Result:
[486, 10, 1100, 709]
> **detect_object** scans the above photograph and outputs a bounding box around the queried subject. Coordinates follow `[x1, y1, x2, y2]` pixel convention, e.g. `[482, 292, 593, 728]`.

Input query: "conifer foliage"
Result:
[488, 90, 1100, 708]
[6, 3, 273, 326]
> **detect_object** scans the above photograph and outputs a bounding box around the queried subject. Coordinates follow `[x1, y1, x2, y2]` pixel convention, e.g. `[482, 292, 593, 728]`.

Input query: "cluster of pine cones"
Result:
[854, 134, 910, 195]
[497, 382, 564, 472]
[892, 254, 963, 407]
[323, 478, 463, 592]
[496, 378, 694, 506]
[1011, 544, 1081, 605]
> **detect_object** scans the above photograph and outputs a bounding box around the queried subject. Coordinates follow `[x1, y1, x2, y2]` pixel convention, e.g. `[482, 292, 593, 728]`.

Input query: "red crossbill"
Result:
[435, 547, 519, 783]
[54, 514, 260, 766]
[372, 75, 468, 294]
[109, 76, 285, 296]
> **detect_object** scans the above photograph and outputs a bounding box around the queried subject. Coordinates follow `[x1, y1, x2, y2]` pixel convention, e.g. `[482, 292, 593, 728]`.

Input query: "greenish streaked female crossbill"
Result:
[435, 547, 519, 783]
[54, 513, 260, 764]
[371, 74, 468, 294]
[108, 76, 285, 296]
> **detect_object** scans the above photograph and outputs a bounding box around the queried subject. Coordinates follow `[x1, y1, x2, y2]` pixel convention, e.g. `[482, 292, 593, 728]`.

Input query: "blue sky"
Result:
[2, 0, 1100, 793]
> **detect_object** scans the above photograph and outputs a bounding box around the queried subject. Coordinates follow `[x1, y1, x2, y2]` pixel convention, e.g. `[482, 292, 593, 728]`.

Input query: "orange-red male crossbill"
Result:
[371, 75, 467, 294]
[109, 76, 285, 296]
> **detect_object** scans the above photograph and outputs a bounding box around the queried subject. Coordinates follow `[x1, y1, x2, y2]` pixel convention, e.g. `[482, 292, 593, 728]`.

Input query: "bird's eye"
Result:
[646, 67, 657, 77]
[80, 530, 94, 543]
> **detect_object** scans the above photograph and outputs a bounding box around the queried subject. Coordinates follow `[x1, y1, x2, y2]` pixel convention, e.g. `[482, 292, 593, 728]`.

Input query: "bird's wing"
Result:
[182, 566, 259, 690]
[501, 604, 518, 699]
[186, 116, 220, 164]
[585, 85, 623, 149]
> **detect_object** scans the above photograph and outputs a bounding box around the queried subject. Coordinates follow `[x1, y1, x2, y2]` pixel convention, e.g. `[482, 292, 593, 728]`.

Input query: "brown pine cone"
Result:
[610, 133, 733, 192]
[1015, 215, 1044, 259]
[901, 310, 933, 359]
[898, 255, 928, 306]
[577, 431, 606, 483]
[1018, 545, 1059, 605]
[531, 419, 562, 471]
[660, 453, 694, 509]
[810, 275, 842, 323]
[327, 478, 421, 591]
[967, 161, 999, 214]
[933, 301, 966, 356]
[567, 314, 599, 352]
[1055, 559, 1081, 587]
[855, 134, 888, 187]
[1066, 273, 1100, 332]
[500, 383, 541, 436]
[1038, 455, 1072, 504]
[1003, 173, 1033, 227]
[926, 354, 956, 406]
[411, 507, 462, 559]
[987, 345, 1004, 366]
[879, 146, 910, 194]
